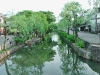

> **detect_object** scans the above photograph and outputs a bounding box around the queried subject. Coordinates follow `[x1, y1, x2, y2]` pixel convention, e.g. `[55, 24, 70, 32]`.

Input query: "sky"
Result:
[0, 0, 90, 17]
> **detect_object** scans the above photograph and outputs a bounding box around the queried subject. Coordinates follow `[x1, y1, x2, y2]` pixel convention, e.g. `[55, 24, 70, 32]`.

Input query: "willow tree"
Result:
[61, 1, 88, 37]
[31, 12, 50, 37]
[40, 11, 56, 24]
[60, 6, 73, 34]
[8, 10, 50, 43]
[57, 17, 70, 32]
[88, 0, 100, 9]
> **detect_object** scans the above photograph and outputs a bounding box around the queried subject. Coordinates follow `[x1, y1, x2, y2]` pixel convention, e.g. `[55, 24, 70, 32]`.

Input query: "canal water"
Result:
[0, 33, 100, 75]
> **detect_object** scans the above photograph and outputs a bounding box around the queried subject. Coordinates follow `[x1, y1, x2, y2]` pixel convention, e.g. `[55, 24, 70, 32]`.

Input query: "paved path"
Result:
[69, 30, 100, 44]
[0, 35, 14, 44]
[0, 35, 15, 50]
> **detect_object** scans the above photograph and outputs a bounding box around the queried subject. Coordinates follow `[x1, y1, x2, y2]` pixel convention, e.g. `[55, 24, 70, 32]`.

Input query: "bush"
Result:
[14, 36, 25, 44]
[57, 30, 76, 43]
[76, 39, 84, 48]
[67, 34, 76, 43]
[57, 30, 68, 38]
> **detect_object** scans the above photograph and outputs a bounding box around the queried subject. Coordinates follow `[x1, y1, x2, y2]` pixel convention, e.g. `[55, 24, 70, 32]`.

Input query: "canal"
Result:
[0, 33, 100, 75]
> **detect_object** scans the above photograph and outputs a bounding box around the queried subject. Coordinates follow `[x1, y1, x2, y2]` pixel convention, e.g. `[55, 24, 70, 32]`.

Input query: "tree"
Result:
[88, 0, 100, 9]
[60, 5, 73, 34]
[16, 10, 33, 17]
[40, 11, 56, 24]
[8, 10, 51, 44]
[60, 1, 89, 37]
[57, 17, 69, 32]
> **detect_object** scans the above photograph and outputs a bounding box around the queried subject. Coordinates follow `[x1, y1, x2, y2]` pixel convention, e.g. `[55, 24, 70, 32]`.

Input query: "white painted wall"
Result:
[91, 19, 96, 32]
[97, 19, 100, 23]
[0, 17, 4, 23]
[97, 13, 100, 18]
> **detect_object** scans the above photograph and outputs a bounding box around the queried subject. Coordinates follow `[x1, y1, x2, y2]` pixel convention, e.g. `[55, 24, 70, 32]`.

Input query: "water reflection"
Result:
[52, 33, 59, 42]
[58, 44, 99, 75]
[0, 33, 100, 75]
[5, 42, 56, 75]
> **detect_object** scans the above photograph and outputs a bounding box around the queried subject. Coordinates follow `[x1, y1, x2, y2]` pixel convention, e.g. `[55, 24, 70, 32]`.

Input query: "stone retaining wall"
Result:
[88, 44, 100, 62]
[71, 43, 91, 59]
[65, 38, 100, 62]
[0, 36, 15, 50]
[63, 38, 91, 59]
[0, 38, 41, 61]
[0, 44, 25, 61]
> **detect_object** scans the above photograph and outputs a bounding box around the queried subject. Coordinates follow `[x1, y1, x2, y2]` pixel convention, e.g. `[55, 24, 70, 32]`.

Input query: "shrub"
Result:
[14, 36, 25, 44]
[58, 31, 68, 37]
[67, 34, 76, 43]
[76, 39, 84, 48]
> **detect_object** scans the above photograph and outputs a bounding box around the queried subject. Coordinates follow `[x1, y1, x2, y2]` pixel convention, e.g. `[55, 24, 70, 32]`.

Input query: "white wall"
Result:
[97, 19, 100, 23]
[91, 19, 96, 32]
[0, 17, 4, 23]
[97, 13, 100, 18]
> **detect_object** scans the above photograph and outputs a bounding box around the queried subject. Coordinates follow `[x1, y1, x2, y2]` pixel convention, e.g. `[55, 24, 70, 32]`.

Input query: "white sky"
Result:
[0, 0, 90, 17]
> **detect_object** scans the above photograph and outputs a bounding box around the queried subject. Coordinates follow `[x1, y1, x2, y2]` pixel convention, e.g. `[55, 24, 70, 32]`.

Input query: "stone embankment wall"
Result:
[88, 44, 100, 62]
[71, 43, 91, 59]
[0, 36, 15, 50]
[65, 38, 100, 62]
[0, 38, 41, 61]
[0, 44, 24, 61]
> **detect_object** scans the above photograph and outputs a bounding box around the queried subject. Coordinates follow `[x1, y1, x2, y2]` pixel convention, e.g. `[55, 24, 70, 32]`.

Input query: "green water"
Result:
[0, 34, 100, 75]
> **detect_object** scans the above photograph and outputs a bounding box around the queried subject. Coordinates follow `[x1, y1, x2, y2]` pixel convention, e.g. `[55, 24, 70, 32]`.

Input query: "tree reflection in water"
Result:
[6, 41, 56, 75]
[58, 44, 86, 75]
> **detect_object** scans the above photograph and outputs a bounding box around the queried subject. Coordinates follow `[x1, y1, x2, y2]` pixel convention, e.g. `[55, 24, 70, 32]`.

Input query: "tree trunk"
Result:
[4, 27, 7, 50]
[67, 27, 69, 35]
[74, 26, 78, 37]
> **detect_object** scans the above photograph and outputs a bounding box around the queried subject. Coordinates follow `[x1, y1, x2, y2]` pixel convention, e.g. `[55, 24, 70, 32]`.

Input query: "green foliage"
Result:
[88, 0, 100, 10]
[57, 17, 71, 31]
[8, 10, 54, 41]
[67, 34, 76, 43]
[58, 30, 76, 43]
[8, 41, 56, 75]
[14, 36, 25, 44]
[60, 1, 91, 37]
[57, 30, 68, 38]
[58, 31, 85, 48]
[47, 23, 57, 33]
[76, 39, 85, 48]
[40, 11, 56, 23]
[16, 10, 33, 17]
[78, 52, 81, 56]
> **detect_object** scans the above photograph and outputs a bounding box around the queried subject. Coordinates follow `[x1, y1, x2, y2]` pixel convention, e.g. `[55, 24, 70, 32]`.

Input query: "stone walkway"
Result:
[0, 35, 15, 50]
[69, 30, 100, 44]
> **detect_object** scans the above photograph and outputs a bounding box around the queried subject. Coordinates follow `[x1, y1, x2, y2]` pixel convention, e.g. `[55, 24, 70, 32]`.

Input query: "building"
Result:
[0, 13, 5, 23]
[90, 7, 100, 33]
[79, 7, 100, 33]
[0, 13, 6, 35]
